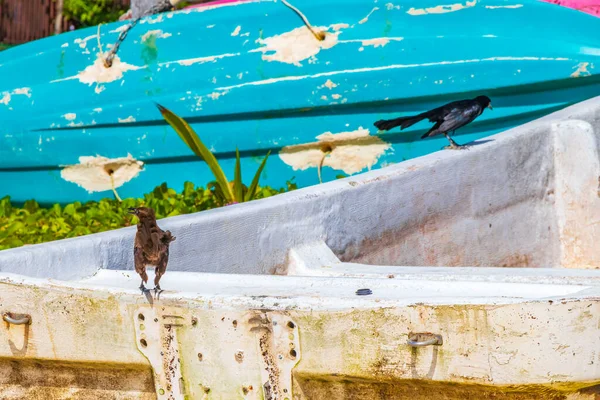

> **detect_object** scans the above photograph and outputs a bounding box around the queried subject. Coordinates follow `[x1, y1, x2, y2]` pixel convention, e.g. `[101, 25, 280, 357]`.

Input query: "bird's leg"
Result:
[443, 132, 469, 150]
[154, 284, 163, 298]
[139, 280, 150, 293]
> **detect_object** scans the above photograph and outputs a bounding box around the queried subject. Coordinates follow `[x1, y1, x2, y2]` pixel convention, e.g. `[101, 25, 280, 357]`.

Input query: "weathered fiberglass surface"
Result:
[1, 0, 600, 204]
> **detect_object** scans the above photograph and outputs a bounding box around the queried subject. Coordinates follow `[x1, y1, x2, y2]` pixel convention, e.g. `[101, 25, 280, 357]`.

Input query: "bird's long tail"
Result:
[374, 114, 426, 132]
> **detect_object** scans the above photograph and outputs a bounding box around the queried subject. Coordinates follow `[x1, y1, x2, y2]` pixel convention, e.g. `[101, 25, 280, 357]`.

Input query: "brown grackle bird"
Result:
[128, 207, 176, 295]
[374, 96, 493, 150]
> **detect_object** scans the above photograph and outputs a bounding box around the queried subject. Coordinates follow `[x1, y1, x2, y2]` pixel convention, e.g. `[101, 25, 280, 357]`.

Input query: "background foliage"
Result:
[62, 0, 129, 28]
[0, 180, 296, 251]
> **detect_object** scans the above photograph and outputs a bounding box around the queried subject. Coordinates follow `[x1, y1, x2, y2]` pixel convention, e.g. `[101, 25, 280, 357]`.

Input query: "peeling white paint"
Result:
[214, 56, 569, 93]
[231, 25, 242, 36]
[62, 113, 77, 121]
[485, 4, 523, 8]
[340, 37, 404, 48]
[110, 25, 129, 33]
[330, 23, 350, 31]
[93, 107, 103, 113]
[163, 52, 239, 67]
[571, 62, 591, 78]
[141, 29, 172, 42]
[279, 127, 391, 175]
[118, 116, 136, 123]
[61, 43, 69, 48]
[52, 53, 144, 86]
[60, 154, 144, 193]
[141, 14, 164, 24]
[385, 2, 401, 10]
[12, 87, 31, 97]
[359, 7, 379, 24]
[322, 79, 338, 89]
[208, 92, 224, 100]
[251, 25, 340, 66]
[74, 34, 98, 49]
[0, 87, 32, 106]
[0, 92, 10, 105]
[407, 0, 477, 15]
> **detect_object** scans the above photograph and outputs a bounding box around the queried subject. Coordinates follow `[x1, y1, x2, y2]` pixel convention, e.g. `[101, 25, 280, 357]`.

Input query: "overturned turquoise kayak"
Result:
[1, 0, 600, 204]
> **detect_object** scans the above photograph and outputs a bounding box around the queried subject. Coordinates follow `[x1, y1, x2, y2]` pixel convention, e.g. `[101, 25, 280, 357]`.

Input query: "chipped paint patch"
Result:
[331, 94, 342, 99]
[163, 52, 240, 67]
[0, 87, 33, 106]
[359, 7, 379, 24]
[207, 24, 215, 28]
[386, 3, 401, 10]
[110, 25, 129, 33]
[189, 0, 274, 13]
[231, 25, 242, 36]
[74, 34, 98, 49]
[93, 108, 103, 113]
[330, 23, 350, 31]
[60, 154, 144, 193]
[322, 79, 338, 89]
[483, 34, 497, 38]
[279, 127, 391, 175]
[52, 53, 144, 86]
[485, 4, 523, 9]
[214, 56, 570, 93]
[62, 113, 77, 121]
[61, 42, 69, 48]
[118, 116, 136, 123]
[407, 0, 477, 15]
[252, 25, 340, 66]
[0, 92, 10, 105]
[571, 62, 591, 78]
[341, 37, 404, 48]
[12, 87, 32, 97]
[141, 29, 172, 42]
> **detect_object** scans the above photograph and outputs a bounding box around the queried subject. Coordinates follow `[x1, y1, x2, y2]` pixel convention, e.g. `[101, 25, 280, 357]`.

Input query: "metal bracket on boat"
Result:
[249, 312, 301, 400]
[2, 312, 31, 326]
[134, 307, 186, 399]
[407, 332, 443, 347]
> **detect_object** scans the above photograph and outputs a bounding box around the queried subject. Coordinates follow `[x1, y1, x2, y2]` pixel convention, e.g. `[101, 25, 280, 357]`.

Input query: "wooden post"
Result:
[54, 0, 64, 35]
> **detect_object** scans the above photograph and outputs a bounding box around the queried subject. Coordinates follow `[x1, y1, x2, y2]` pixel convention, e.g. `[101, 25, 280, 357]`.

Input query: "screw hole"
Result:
[287, 321, 295, 329]
[140, 339, 148, 348]
[232, 320, 238, 328]
[289, 349, 297, 359]
[138, 313, 145, 321]
[197, 353, 203, 361]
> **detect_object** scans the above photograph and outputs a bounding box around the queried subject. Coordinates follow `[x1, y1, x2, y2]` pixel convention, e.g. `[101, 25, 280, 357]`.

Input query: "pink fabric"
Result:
[542, 0, 600, 16]
[184, 0, 251, 9]
[185, 0, 600, 16]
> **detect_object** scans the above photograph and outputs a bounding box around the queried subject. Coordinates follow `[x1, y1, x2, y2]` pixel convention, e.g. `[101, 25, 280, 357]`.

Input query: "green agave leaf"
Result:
[233, 148, 244, 203]
[157, 104, 234, 203]
[245, 151, 271, 202]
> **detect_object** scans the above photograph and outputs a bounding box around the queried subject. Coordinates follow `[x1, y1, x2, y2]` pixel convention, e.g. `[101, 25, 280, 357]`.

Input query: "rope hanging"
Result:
[280, 0, 326, 41]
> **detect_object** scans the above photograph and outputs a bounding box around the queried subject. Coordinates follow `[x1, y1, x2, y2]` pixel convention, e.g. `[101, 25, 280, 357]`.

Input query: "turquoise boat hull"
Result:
[1, 0, 600, 204]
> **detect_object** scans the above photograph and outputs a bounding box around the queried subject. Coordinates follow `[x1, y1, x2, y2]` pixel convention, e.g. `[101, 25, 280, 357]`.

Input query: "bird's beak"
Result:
[127, 207, 137, 215]
[488, 104, 493, 110]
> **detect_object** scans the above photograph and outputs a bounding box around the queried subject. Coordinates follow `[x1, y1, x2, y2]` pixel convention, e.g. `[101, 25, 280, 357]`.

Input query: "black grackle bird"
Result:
[128, 207, 176, 295]
[374, 96, 493, 149]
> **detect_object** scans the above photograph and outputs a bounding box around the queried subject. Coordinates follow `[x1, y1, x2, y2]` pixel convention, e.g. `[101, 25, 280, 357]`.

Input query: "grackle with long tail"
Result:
[129, 207, 176, 296]
[374, 96, 493, 149]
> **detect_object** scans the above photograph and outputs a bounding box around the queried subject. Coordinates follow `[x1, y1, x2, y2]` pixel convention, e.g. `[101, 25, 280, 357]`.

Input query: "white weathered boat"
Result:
[1, 96, 600, 399]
